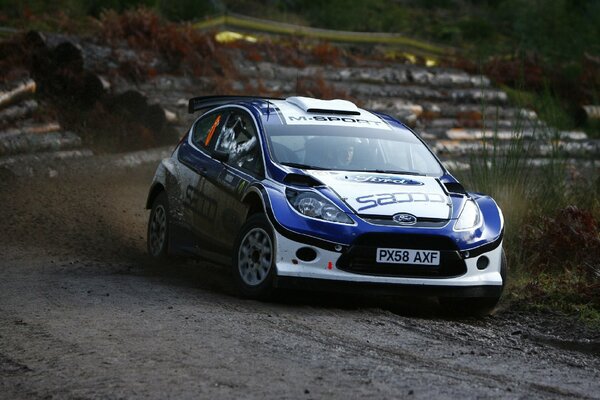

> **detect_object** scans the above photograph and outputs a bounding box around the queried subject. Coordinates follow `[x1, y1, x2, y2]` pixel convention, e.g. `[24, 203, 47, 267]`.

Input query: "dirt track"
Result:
[1, 158, 599, 399]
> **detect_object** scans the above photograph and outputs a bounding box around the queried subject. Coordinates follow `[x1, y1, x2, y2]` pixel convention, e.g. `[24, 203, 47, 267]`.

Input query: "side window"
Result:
[191, 111, 224, 148]
[214, 111, 263, 176]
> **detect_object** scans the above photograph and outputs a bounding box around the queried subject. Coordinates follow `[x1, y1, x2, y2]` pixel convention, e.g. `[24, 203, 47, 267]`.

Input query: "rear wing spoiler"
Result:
[188, 95, 283, 114]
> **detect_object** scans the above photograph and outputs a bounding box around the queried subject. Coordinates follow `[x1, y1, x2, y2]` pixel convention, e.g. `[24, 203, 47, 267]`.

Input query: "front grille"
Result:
[336, 233, 466, 278]
[352, 233, 459, 250]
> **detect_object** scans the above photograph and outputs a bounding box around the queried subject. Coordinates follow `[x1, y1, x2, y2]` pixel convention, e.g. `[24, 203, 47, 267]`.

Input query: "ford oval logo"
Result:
[340, 174, 424, 186]
[392, 213, 417, 225]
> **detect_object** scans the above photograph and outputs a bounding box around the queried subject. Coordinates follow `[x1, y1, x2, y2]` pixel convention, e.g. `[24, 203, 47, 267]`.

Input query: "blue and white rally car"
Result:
[146, 96, 506, 314]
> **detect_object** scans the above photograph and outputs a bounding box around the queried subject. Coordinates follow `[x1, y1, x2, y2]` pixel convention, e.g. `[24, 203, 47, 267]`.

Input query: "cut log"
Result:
[444, 128, 586, 141]
[0, 130, 81, 157]
[0, 100, 38, 125]
[0, 80, 36, 111]
[0, 149, 93, 178]
[237, 63, 492, 88]
[580, 105, 600, 121]
[0, 149, 93, 168]
[439, 157, 600, 171]
[1, 122, 61, 136]
[445, 129, 534, 140]
[429, 139, 600, 157]
[164, 109, 178, 123]
[30, 40, 106, 107]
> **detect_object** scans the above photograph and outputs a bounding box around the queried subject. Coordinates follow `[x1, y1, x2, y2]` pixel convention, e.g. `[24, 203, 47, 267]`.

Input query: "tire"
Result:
[439, 247, 508, 317]
[232, 213, 276, 299]
[147, 191, 171, 260]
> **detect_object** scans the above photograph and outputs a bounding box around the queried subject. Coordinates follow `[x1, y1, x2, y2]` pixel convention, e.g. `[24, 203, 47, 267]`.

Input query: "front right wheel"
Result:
[232, 213, 276, 299]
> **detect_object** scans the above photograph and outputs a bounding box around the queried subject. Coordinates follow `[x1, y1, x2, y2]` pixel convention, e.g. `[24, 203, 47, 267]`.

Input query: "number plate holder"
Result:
[375, 248, 440, 266]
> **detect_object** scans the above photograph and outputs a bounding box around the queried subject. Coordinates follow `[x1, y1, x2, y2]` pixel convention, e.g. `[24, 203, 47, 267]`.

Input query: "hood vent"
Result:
[443, 181, 467, 194]
[283, 173, 324, 187]
[286, 96, 361, 115]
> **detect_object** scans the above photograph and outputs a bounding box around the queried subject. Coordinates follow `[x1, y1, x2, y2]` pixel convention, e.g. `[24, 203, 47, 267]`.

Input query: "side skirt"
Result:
[169, 222, 232, 265]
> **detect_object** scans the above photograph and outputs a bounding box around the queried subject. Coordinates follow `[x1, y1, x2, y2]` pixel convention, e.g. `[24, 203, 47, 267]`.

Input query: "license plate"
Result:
[376, 248, 440, 266]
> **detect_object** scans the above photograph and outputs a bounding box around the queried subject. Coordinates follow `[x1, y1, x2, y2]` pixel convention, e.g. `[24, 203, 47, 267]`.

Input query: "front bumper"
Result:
[274, 277, 503, 298]
[273, 231, 504, 296]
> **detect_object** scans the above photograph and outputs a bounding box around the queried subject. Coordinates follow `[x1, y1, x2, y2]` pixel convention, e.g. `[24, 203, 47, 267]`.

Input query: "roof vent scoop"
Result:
[286, 96, 361, 116]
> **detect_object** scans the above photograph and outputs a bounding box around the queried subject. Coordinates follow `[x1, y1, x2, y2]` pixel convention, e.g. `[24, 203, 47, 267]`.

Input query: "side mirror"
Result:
[212, 149, 229, 163]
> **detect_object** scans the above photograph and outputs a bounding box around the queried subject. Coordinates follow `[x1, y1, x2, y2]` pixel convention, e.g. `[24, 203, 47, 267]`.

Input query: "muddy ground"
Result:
[0, 158, 599, 399]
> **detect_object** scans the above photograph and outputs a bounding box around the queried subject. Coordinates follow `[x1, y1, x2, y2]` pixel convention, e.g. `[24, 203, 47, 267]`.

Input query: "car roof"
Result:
[251, 97, 407, 131]
[189, 95, 407, 131]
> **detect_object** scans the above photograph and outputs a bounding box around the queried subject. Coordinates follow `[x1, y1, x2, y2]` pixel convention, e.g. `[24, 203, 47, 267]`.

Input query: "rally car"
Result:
[146, 95, 506, 315]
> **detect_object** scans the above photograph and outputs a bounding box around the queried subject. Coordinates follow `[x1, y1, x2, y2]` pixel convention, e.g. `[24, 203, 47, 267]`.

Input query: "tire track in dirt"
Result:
[263, 315, 596, 399]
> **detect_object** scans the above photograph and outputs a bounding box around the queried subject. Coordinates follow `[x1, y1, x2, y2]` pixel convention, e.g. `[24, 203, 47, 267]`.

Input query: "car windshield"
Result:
[264, 124, 444, 177]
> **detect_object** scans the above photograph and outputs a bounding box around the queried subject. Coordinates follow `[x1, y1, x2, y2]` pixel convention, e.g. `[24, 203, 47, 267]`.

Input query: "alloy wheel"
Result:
[149, 204, 167, 256]
[238, 227, 273, 286]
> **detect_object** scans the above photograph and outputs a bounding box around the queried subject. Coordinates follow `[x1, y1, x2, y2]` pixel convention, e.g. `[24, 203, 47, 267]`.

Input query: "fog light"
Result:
[296, 247, 317, 262]
[476, 256, 490, 270]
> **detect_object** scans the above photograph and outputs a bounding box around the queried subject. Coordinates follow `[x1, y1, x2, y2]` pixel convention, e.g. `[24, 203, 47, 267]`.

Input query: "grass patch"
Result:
[502, 84, 580, 135]
[507, 270, 600, 327]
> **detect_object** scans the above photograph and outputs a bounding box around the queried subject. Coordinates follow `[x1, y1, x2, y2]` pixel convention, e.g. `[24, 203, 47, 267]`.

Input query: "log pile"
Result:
[0, 31, 183, 176]
[0, 78, 89, 176]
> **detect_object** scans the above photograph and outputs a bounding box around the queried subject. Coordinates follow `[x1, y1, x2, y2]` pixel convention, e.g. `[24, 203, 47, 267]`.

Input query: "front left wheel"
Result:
[232, 213, 276, 299]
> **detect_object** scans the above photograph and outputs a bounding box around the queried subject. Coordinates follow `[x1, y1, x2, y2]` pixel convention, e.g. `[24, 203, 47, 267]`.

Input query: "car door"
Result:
[209, 108, 265, 248]
[177, 109, 230, 253]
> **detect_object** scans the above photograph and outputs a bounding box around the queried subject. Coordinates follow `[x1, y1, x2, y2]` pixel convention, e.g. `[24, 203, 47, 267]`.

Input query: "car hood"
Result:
[306, 170, 452, 219]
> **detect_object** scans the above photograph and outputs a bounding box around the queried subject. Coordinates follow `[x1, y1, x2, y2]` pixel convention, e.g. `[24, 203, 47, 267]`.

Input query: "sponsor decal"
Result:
[183, 184, 217, 221]
[219, 171, 238, 188]
[287, 115, 384, 127]
[392, 213, 417, 225]
[274, 100, 389, 130]
[341, 174, 424, 186]
[205, 114, 221, 146]
[236, 180, 248, 195]
[355, 192, 446, 211]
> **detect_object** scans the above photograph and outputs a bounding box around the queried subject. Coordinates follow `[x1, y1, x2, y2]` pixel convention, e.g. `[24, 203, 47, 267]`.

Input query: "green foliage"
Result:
[2, 0, 599, 67]
[156, 0, 214, 22]
[495, 0, 600, 62]
[504, 85, 577, 133]
[289, 0, 409, 33]
[0, 0, 215, 21]
[0, 0, 152, 18]
[456, 18, 494, 42]
[508, 270, 600, 325]
[85, 0, 157, 17]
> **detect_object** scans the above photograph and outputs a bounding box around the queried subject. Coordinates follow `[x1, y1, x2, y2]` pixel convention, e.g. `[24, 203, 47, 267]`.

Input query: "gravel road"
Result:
[1, 157, 599, 399]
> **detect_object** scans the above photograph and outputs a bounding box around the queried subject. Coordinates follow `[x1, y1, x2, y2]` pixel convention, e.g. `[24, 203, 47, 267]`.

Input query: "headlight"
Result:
[454, 199, 481, 231]
[286, 189, 354, 224]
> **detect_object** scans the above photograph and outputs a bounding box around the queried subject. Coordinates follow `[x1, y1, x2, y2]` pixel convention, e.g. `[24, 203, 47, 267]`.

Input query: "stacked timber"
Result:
[228, 61, 596, 167]
[0, 79, 91, 177]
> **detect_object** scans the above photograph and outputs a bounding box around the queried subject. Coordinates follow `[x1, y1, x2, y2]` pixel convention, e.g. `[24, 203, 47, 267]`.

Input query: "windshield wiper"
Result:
[280, 162, 328, 170]
[348, 169, 425, 176]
